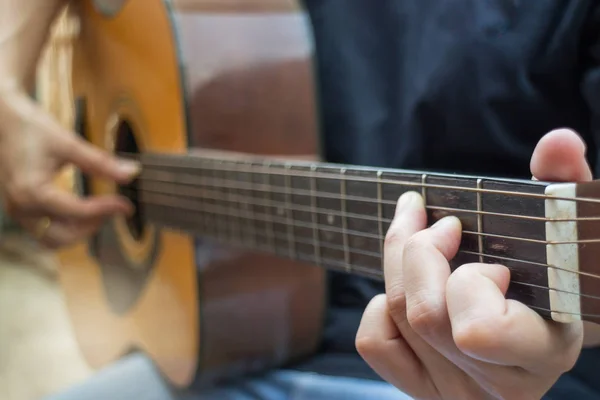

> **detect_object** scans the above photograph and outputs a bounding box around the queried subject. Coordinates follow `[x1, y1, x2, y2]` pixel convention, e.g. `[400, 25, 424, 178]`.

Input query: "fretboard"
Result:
[135, 151, 555, 315]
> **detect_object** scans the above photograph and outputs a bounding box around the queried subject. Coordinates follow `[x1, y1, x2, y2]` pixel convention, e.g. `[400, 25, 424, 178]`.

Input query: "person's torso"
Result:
[296, 1, 600, 397]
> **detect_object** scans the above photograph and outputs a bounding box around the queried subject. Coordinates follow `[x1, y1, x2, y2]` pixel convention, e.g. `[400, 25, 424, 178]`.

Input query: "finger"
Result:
[397, 215, 504, 383]
[54, 134, 141, 184]
[383, 191, 428, 319]
[402, 216, 462, 339]
[383, 199, 487, 391]
[446, 262, 584, 375]
[21, 215, 105, 249]
[530, 128, 593, 182]
[7, 184, 133, 221]
[356, 294, 438, 398]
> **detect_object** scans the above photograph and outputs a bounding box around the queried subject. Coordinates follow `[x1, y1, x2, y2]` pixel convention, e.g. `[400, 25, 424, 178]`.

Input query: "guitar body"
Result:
[57, 0, 326, 387]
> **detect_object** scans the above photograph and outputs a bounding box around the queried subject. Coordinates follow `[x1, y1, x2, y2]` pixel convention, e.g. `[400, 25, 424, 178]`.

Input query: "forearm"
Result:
[0, 0, 69, 94]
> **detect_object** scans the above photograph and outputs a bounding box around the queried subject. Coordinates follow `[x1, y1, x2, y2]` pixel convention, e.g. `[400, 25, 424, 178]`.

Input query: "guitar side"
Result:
[56, 0, 327, 388]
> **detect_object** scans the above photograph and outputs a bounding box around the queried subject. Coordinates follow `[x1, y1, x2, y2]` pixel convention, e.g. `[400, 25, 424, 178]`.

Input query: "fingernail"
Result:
[119, 160, 142, 177]
[431, 216, 461, 230]
[396, 191, 422, 212]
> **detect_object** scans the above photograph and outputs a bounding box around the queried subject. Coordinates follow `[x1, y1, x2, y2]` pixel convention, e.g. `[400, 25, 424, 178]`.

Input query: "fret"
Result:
[480, 180, 546, 263]
[377, 171, 384, 260]
[476, 178, 484, 263]
[266, 165, 290, 257]
[310, 165, 321, 266]
[284, 163, 296, 258]
[314, 166, 342, 257]
[238, 167, 256, 248]
[476, 179, 549, 312]
[190, 160, 207, 236]
[222, 165, 239, 244]
[380, 171, 422, 224]
[288, 164, 316, 264]
[232, 166, 247, 245]
[421, 173, 428, 205]
[343, 167, 382, 275]
[340, 168, 351, 272]
[261, 162, 276, 252]
[210, 163, 227, 242]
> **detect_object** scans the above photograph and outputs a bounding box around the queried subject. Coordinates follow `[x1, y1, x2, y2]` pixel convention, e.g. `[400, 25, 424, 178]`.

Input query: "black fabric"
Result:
[293, 0, 600, 397]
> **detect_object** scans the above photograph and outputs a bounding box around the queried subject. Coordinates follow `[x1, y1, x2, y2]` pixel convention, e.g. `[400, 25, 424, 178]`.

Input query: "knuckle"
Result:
[5, 180, 39, 210]
[53, 133, 78, 154]
[447, 263, 477, 289]
[402, 231, 429, 259]
[386, 285, 407, 323]
[383, 227, 403, 249]
[557, 340, 582, 373]
[406, 293, 447, 336]
[355, 335, 383, 360]
[452, 318, 499, 356]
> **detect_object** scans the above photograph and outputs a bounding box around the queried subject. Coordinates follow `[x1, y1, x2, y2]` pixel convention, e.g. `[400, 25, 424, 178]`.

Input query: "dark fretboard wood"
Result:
[129, 151, 600, 322]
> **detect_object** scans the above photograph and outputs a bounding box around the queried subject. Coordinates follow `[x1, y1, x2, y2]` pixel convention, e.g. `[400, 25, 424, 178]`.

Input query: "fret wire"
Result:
[142, 172, 560, 222]
[139, 184, 591, 245]
[340, 168, 351, 273]
[226, 165, 242, 244]
[142, 191, 600, 278]
[242, 165, 256, 248]
[377, 170, 384, 270]
[421, 173, 428, 203]
[150, 206, 600, 301]
[476, 178, 484, 263]
[310, 165, 321, 267]
[211, 167, 225, 241]
[143, 194, 600, 281]
[263, 161, 276, 252]
[284, 163, 296, 259]
[139, 155, 600, 205]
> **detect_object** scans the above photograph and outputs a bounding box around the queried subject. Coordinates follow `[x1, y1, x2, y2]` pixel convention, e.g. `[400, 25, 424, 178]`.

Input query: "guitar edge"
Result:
[56, 0, 327, 388]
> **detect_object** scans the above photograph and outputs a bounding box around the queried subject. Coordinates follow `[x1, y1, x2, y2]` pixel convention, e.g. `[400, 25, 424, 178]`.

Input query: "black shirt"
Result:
[296, 1, 600, 398]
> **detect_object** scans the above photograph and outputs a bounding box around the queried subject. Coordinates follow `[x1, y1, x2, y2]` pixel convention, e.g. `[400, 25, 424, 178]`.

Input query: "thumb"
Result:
[530, 128, 593, 182]
[57, 134, 141, 183]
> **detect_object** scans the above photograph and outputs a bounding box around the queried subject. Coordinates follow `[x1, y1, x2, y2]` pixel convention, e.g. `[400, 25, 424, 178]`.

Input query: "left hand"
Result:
[355, 128, 589, 400]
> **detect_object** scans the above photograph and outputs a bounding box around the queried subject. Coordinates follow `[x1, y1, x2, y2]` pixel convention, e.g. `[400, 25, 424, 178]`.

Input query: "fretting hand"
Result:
[356, 129, 590, 400]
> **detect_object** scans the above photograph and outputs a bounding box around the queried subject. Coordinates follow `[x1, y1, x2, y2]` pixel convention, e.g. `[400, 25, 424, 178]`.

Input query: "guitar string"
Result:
[122, 182, 600, 285]
[135, 189, 600, 285]
[142, 176, 554, 222]
[147, 205, 600, 303]
[116, 155, 600, 318]
[135, 154, 600, 205]
[528, 305, 600, 319]
[138, 170, 600, 223]
[135, 176, 600, 245]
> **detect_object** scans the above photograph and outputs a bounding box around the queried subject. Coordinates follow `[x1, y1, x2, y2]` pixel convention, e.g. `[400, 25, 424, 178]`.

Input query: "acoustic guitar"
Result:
[54, 0, 600, 390]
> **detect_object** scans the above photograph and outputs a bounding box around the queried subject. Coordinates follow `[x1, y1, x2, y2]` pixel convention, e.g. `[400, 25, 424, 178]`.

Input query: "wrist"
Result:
[0, 86, 35, 137]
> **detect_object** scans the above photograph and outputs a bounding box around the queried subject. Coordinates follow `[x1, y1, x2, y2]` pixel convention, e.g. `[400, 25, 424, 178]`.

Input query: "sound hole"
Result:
[115, 120, 145, 241]
[92, 0, 128, 17]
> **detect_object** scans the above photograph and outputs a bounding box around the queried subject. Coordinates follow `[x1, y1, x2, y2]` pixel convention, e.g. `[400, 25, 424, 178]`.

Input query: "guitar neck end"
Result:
[545, 182, 581, 323]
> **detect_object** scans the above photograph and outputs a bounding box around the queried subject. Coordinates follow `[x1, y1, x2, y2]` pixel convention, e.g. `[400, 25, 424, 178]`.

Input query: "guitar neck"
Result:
[134, 150, 600, 324]
[137, 151, 548, 275]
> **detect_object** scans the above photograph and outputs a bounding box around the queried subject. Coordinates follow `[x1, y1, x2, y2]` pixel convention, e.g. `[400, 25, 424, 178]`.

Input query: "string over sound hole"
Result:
[115, 120, 145, 241]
